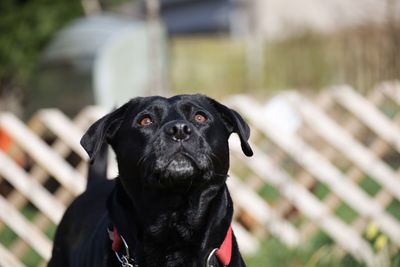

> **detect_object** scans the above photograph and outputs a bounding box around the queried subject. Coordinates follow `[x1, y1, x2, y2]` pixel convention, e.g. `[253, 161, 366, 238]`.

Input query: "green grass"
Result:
[258, 184, 280, 203]
[386, 199, 400, 221]
[246, 233, 400, 267]
[170, 26, 400, 99]
[246, 232, 366, 267]
[171, 37, 247, 98]
[246, 232, 400, 267]
[246, 172, 400, 267]
[168, 34, 341, 98]
[0, 226, 18, 247]
[313, 182, 330, 200]
[22, 249, 41, 267]
[0, 204, 56, 266]
[334, 202, 358, 224]
[359, 176, 381, 196]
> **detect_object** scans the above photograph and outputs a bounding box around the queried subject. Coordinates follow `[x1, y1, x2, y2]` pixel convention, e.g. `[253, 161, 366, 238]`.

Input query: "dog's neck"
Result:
[108, 177, 233, 267]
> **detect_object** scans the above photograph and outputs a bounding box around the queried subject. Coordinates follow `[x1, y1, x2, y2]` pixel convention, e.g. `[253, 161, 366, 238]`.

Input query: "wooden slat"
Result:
[380, 81, 400, 105]
[296, 89, 390, 241]
[0, 243, 24, 267]
[286, 92, 400, 201]
[329, 86, 400, 153]
[0, 151, 65, 223]
[231, 222, 259, 255]
[36, 109, 88, 159]
[1, 115, 76, 259]
[73, 106, 107, 130]
[230, 139, 376, 264]
[227, 175, 300, 247]
[0, 243, 25, 267]
[228, 95, 400, 246]
[0, 195, 51, 260]
[0, 113, 85, 195]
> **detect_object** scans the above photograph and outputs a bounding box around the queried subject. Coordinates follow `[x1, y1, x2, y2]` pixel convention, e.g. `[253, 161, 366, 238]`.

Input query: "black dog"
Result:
[48, 94, 253, 267]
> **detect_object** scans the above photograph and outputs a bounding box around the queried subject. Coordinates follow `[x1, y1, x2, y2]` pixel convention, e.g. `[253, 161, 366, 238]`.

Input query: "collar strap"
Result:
[108, 227, 138, 267]
[109, 225, 233, 267]
[215, 225, 233, 266]
[109, 226, 123, 252]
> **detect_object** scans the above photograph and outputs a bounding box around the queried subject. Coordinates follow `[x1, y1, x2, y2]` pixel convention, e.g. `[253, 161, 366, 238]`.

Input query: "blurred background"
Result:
[0, 0, 400, 266]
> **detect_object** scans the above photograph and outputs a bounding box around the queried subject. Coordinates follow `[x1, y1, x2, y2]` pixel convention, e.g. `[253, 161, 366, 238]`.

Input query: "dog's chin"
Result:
[165, 156, 195, 178]
[152, 154, 203, 187]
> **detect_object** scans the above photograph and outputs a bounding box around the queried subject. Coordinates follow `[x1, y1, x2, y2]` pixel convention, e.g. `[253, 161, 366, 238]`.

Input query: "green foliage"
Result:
[334, 202, 358, 224]
[171, 26, 400, 97]
[247, 231, 400, 267]
[258, 183, 280, 203]
[0, 226, 17, 247]
[171, 37, 247, 98]
[262, 33, 337, 91]
[22, 249, 41, 267]
[386, 199, 400, 221]
[0, 0, 82, 89]
[359, 176, 381, 196]
[246, 233, 364, 267]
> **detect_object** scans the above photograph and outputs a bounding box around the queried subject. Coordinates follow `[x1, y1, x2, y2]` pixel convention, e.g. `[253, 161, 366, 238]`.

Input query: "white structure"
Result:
[43, 14, 168, 110]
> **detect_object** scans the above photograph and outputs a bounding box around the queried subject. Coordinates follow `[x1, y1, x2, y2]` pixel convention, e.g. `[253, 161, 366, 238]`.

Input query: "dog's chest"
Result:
[146, 209, 200, 242]
[141, 211, 202, 266]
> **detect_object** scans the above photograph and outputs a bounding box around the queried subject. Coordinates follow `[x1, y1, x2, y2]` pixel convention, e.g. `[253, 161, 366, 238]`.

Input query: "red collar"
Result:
[109, 226, 123, 252]
[109, 225, 233, 266]
[215, 225, 233, 266]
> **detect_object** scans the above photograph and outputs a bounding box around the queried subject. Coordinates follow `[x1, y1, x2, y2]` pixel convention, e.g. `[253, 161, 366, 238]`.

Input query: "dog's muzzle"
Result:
[149, 121, 212, 184]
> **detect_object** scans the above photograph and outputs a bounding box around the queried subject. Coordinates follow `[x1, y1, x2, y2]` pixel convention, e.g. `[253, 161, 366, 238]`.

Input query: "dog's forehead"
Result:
[136, 94, 213, 112]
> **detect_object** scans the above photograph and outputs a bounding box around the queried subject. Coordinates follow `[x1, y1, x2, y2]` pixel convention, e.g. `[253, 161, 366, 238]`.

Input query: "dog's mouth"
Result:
[139, 134, 215, 187]
[163, 153, 196, 179]
[149, 148, 211, 187]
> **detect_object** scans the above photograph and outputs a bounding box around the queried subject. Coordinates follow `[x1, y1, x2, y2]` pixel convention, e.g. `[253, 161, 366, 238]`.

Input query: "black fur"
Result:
[48, 94, 253, 267]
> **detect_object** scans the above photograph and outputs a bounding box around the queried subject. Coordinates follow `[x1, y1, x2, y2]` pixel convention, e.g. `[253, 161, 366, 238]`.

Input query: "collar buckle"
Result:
[206, 248, 218, 267]
[108, 227, 139, 267]
[118, 254, 134, 267]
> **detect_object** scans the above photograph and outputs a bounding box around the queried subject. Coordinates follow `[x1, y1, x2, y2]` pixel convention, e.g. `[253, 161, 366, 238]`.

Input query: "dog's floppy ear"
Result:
[81, 101, 132, 162]
[207, 97, 253, 157]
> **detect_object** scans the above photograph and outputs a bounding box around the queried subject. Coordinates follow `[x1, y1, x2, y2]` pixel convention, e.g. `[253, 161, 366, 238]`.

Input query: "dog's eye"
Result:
[194, 113, 207, 123]
[139, 116, 153, 126]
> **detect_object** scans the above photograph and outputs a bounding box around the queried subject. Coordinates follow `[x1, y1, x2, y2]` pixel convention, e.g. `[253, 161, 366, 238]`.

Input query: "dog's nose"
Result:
[165, 121, 192, 141]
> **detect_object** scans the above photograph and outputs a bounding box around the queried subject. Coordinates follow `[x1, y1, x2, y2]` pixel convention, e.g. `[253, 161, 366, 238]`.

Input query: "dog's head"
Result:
[81, 95, 252, 189]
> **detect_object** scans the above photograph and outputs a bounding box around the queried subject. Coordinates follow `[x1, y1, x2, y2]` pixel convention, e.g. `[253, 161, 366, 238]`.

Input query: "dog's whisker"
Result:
[209, 152, 224, 167]
[213, 172, 228, 177]
[137, 153, 149, 166]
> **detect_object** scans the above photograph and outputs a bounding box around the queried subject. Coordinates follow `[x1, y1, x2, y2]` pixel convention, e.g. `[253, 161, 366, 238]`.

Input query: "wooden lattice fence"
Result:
[228, 81, 400, 266]
[0, 81, 399, 266]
